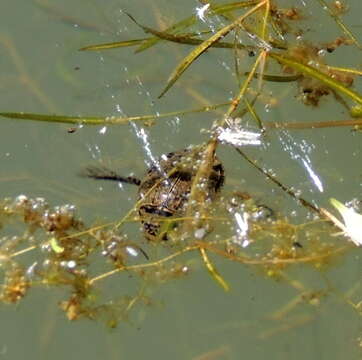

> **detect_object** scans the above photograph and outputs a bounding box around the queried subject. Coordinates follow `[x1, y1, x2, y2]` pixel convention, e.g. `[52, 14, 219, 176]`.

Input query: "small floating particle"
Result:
[194, 228, 206, 239]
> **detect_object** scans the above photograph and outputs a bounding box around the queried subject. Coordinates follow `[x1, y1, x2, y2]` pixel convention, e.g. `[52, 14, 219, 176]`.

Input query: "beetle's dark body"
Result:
[84, 149, 224, 241]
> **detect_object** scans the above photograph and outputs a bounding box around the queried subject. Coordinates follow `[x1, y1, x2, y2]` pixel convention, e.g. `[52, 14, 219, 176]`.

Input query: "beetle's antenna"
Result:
[81, 166, 141, 186]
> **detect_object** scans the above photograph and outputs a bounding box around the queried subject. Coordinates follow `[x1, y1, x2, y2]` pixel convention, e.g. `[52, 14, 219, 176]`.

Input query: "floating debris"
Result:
[330, 198, 362, 246]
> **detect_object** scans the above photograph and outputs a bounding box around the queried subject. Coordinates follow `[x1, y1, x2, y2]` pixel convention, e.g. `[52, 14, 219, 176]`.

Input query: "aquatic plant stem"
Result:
[234, 147, 321, 215]
[261, 0, 270, 41]
[223, 50, 265, 123]
[197, 241, 348, 266]
[199, 247, 230, 291]
[10, 245, 37, 258]
[88, 238, 347, 287]
[88, 245, 199, 285]
[266, 118, 362, 130]
[183, 139, 218, 235]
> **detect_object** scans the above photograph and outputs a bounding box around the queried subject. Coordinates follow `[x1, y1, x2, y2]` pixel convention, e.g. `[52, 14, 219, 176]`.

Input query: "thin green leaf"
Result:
[327, 65, 362, 76]
[0, 102, 230, 125]
[0, 113, 107, 125]
[135, 16, 197, 53]
[135, 0, 259, 53]
[158, 1, 266, 98]
[233, 30, 242, 88]
[260, 0, 270, 41]
[244, 72, 302, 82]
[266, 118, 362, 129]
[80, 38, 147, 51]
[212, 1, 260, 15]
[224, 51, 265, 120]
[235, 147, 321, 215]
[269, 52, 362, 107]
[244, 98, 264, 130]
[126, 13, 252, 50]
[125, 14, 210, 45]
[233, 92, 259, 118]
[80, 29, 252, 52]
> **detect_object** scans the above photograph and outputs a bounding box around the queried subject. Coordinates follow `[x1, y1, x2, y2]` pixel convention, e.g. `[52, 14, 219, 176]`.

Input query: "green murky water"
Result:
[0, 1, 362, 359]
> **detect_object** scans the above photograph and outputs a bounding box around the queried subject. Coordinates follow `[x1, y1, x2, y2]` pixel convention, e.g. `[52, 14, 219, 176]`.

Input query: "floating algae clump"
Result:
[0, 189, 351, 327]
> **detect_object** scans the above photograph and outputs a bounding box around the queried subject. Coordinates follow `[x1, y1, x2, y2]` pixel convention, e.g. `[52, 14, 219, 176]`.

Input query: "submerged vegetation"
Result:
[1, 0, 362, 333]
